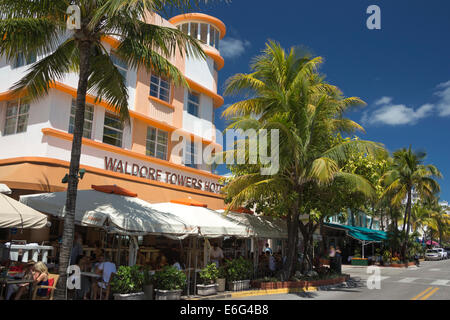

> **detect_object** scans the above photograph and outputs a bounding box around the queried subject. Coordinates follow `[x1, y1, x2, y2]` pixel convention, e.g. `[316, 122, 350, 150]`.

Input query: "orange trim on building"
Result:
[0, 157, 225, 199]
[203, 47, 225, 71]
[41, 128, 223, 181]
[148, 95, 175, 109]
[168, 13, 227, 39]
[170, 198, 208, 208]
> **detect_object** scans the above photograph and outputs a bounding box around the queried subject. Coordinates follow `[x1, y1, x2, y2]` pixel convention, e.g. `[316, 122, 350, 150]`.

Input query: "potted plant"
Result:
[216, 265, 226, 292]
[143, 266, 154, 300]
[382, 250, 391, 266]
[197, 263, 219, 296]
[153, 266, 186, 300]
[110, 265, 145, 300]
[224, 257, 253, 291]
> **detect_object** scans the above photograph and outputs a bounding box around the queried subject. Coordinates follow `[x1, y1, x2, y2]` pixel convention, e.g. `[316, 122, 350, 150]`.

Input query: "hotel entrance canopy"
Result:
[324, 223, 388, 243]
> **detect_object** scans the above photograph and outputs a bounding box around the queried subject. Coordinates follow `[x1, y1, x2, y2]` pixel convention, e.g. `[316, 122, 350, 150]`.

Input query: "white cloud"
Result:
[219, 37, 251, 59]
[374, 96, 393, 106]
[435, 80, 450, 117]
[363, 99, 434, 126]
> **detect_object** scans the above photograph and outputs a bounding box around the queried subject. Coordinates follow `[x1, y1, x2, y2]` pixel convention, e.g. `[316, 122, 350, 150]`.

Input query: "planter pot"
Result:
[113, 292, 145, 300]
[154, 289, 182, 300]
[351, 258, 368, 266]
[197, 283, 219, 296]
[143, 284, 154, 300]
[216, 278, 226, 292]
[228, 280, 251, 292]
[319, 259, 330, 265]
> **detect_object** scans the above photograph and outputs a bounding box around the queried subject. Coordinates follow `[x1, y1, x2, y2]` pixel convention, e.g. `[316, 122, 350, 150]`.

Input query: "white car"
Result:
[435, 248, 447, 259]
[425, 249, 441, 261]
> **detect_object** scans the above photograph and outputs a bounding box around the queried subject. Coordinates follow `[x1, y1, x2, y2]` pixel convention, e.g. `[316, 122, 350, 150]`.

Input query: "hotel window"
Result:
[146, 126, 168, 160]
[150, 75, 170, 103]
[187, 92, 200, 117]
[110, 52, 128, 80]
[68, 100, 94, 139]
[190, 23, 199, 40]
[13, 52, 36, 69]
[184, 141, 198, 169]
[3, 100, 30, 135]
[103, 112, 123, 147]
[200, 23, 209, 44]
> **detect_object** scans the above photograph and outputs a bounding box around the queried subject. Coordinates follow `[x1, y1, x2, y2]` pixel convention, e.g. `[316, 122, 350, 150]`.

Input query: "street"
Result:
[224, 259, 450, 300]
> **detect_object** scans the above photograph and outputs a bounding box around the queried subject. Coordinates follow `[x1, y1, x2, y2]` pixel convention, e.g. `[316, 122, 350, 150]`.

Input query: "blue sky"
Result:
[169, 0, 450, 201]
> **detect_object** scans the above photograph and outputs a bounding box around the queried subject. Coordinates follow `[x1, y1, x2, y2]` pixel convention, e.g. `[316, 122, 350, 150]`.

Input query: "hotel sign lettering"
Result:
[104, 157, 223, 194]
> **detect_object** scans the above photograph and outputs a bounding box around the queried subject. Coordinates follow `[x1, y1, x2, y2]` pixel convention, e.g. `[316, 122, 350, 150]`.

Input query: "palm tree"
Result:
[382, 147, 442, 261]
[222, 41, 385, 276]
[0, 0, 206, 298]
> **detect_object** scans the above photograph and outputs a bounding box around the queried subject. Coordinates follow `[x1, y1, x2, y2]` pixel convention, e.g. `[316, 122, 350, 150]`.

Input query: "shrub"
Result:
[224, 257, 253, 282]
[153, 266, 186, 291]
[110, 265, 144, 294]
[199, 263, 219, 285]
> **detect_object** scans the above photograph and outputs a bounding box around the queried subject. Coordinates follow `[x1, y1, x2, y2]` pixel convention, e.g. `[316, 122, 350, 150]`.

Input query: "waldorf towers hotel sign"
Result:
[104, 156, 223, 194]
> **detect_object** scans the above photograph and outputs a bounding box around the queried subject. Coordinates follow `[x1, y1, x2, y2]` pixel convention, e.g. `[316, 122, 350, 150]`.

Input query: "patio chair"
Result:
[32, 274, 59, 300]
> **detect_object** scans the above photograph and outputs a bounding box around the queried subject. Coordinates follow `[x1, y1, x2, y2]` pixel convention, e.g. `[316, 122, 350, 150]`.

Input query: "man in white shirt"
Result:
[210, 243, 224, 267]
[91, 254, 116, 300]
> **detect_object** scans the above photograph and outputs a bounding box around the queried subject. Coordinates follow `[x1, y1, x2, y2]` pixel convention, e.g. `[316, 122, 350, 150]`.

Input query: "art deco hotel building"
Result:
[0, 13, 227, 214]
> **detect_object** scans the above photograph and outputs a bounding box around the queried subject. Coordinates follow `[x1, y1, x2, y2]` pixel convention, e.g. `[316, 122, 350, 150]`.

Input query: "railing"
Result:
[4, 244, 54, 264]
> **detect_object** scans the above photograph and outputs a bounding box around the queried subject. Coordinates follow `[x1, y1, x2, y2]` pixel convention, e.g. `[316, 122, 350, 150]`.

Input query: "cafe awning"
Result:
[19, 189, 198, 237]
[217, 210, 288, 239]
[150, 202, 251, 239]
[324, 223, 388, 243]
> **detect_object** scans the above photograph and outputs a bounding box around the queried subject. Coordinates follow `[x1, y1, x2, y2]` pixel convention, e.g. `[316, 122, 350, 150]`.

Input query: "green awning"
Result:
[324, 223, 388, 243]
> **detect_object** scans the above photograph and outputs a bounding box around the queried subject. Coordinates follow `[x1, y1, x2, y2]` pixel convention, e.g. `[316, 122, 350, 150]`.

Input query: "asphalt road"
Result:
[225, 259, 450, 300]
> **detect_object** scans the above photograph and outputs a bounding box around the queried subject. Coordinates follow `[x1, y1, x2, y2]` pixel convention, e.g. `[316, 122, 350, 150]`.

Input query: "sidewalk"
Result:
[183, 286, 320, 300]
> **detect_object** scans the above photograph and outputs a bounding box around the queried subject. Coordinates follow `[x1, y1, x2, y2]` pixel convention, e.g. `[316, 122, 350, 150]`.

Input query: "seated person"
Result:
[155, 254, 168, 270]
[75, 255, 91, 300]
[168, 255, 183, 271]
[14, 261, 49, 300]
[6, 261, 34, 300]
[91, 254, 116, 300]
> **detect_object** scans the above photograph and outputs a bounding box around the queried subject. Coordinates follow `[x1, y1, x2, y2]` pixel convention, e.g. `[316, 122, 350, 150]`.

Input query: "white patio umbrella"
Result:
[0, 183, 12, 195]
[0, 193, 48, 229]
[216, 210, 288, 239]
[149, 202, 250, 238]
[19, 190, 197, 237]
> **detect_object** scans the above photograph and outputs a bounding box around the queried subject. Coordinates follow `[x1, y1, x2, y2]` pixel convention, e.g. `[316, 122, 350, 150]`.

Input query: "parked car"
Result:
[435, 248, 447, 259]
[425, 249, 441, 261]
[445, 248, 450, 259]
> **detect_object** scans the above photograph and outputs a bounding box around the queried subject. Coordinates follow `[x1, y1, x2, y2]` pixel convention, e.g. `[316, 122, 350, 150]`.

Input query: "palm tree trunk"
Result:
[402, 188, 412, 263]
[284, 204, 300, 279]
[54, 40, 91, 300]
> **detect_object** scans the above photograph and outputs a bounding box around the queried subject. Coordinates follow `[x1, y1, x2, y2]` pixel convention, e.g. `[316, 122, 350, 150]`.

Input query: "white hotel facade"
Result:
[0, 13, 227, 217]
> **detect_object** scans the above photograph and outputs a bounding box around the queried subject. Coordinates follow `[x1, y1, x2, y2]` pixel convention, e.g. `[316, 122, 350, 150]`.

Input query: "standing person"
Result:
[70, 232, 84, 266]
[329, 246, 336, 271]
[335, 246, 342, 273]
[264, 243, 273, 255]
[210, 243, 224, 268]
[267, 252, 276, 277]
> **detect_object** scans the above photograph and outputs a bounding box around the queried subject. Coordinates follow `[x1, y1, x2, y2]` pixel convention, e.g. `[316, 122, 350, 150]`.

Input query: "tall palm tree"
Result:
[0, 0, 206, 298]
[382, 147, 442, 261]
[222, 41, 385, 276]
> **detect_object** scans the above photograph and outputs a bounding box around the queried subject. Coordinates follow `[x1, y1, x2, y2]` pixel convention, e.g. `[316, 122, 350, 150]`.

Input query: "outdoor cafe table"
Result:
[0, 278, 34, 300]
